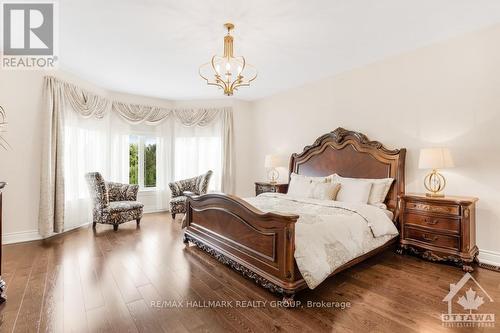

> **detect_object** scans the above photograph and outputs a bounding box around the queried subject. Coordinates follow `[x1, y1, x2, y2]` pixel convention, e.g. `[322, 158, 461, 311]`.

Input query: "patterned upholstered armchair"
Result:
[168, 170, 213, 219]
[85, 172, 144, 231]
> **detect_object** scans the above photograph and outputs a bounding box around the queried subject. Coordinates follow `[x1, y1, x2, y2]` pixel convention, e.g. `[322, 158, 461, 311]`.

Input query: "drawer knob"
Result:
[422, 234, 438, 242]
[425, 219, 439, 225]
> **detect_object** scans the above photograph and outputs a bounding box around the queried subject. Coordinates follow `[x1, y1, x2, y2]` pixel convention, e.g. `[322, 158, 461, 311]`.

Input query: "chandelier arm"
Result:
[199, 65, 210, 82]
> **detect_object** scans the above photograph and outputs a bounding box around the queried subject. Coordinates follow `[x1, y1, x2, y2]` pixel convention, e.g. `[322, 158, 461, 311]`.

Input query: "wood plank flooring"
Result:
[0, 212, 499, 332]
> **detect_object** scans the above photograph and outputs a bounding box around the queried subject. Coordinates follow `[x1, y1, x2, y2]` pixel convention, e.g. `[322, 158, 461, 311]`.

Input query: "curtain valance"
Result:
[45, 76, 231, 126]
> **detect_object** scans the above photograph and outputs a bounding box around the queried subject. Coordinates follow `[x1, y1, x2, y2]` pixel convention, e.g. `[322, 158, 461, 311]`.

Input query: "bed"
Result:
[183, 127, 406, 304]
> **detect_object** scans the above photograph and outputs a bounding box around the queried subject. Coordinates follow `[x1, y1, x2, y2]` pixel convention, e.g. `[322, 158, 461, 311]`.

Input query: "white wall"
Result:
[249, 24, 500, 266]
[0, 70, 253, 243]
[0, 71, 46, 243]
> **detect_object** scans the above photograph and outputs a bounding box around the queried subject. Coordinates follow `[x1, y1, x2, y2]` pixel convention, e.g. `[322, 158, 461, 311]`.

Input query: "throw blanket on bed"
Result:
[244, 193, 399, 289]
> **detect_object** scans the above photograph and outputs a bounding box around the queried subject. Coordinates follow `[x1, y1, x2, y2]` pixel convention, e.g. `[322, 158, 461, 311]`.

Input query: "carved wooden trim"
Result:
[184, 234, 293, 296]
[399, 244, 474, 271]
[292, 127, 402, 159]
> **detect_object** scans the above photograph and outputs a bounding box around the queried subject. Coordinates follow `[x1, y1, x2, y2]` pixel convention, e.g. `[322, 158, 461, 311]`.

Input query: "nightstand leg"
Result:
[395, 244, 406, 255]
[462, 261, 474, 272]
[183, 234, 190, 246]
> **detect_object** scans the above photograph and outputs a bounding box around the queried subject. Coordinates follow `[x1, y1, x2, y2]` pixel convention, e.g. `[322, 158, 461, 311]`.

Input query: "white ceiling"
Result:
[59, 0, 500, 101]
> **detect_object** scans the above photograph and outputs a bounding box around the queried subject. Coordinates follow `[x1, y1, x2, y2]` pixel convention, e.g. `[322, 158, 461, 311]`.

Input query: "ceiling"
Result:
[59, 0, 500, 101]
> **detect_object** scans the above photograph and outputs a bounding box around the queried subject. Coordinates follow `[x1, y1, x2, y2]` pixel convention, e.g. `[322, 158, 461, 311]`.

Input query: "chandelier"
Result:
[199, 23, 257, 96]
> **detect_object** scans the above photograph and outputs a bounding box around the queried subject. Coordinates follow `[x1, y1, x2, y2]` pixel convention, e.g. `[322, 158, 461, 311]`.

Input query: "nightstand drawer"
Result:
[406, 201, 459, 216]
[405, 227, 459, 250]
[404, 213, 460, 234]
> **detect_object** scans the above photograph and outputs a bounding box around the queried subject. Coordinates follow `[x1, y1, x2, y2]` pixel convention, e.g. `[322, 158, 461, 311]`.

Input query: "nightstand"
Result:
[255, 182, 288, 196]
[398, 194, 478, 272]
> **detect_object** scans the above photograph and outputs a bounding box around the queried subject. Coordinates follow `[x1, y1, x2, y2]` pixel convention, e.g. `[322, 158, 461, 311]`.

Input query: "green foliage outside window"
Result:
[129, 137, 156, 187]
[144, 143, 156, 187]
[129, 143, 138, 185]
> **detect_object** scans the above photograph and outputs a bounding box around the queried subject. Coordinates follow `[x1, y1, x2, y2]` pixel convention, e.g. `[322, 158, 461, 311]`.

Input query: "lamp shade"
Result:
[264, 154, 281, 168]
[418, 148, 454, 169]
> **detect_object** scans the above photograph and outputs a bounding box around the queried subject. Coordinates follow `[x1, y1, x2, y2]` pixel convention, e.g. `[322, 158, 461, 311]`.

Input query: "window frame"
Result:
[130, 134, 157, 191]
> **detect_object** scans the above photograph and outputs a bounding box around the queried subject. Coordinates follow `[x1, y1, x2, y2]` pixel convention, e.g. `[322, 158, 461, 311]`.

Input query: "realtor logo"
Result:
[442, 273, 495, 328]
[1, 2, 58, 69]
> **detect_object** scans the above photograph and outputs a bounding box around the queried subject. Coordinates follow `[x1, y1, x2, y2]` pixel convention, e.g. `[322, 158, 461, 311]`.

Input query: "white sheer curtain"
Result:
[62, 110, 227, 226]
[172, 118, 223, 192]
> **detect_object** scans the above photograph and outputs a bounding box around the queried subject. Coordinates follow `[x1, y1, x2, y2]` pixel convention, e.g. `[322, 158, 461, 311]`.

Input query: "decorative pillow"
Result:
[334, 178, 373, 204]
[287, 173, 328, 198]
[368, 178, 394, 206]
[310, 182, 341, 200]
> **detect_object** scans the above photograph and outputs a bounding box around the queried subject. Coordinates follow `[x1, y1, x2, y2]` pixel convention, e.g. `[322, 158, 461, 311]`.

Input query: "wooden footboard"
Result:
[183, 192, 305, 296]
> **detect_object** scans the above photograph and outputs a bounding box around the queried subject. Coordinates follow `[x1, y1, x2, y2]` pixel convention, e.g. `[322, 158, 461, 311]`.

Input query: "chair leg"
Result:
[113, 224, 119, 231]
[171, 213, 176, 219]
[92, 222, 96, 229]
[136, 218, 141, 226]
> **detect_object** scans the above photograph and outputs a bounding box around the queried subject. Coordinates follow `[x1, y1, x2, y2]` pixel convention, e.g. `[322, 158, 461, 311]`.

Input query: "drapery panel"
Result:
[39, 76, 234, 236]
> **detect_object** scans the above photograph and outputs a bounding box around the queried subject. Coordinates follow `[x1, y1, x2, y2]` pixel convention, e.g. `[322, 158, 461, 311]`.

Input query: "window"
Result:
[129, 135, 157, 188]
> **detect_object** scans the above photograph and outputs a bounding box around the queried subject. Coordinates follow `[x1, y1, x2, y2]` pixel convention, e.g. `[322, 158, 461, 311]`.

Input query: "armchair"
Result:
[168, 170, 213, 219]
[85, 172, 144, 231]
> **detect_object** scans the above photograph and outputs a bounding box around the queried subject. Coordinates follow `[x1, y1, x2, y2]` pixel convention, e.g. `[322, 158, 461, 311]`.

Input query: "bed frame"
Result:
[183, 128, 406, 304]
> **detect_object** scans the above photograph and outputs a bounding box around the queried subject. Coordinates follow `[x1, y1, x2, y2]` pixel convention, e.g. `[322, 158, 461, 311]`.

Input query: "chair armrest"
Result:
[107, 182, 140, 201]
[169, 176, 198, 197]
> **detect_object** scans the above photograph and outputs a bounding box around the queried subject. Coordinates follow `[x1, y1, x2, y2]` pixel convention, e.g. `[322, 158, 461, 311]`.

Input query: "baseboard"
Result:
[144, 208, 169, 214]
[478, 249, 500, 270]
[2, 230, 43, 244]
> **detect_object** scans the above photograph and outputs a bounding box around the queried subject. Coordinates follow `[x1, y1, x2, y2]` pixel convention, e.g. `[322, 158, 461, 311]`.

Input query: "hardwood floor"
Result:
[0, 212, 498, 333]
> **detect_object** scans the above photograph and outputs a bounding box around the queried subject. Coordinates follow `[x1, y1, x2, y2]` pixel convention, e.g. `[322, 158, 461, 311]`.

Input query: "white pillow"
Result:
[310, 182, 341, 200]
[334, 179, 372, 204]
[287, 173, 330, 198]
[331, 174, 393, 206]
[290, 173, 330, 183]
[288, 174, 316, 197]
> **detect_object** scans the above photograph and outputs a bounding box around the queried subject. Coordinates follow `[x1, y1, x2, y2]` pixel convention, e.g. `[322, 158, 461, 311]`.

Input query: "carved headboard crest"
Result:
[289, 127, 406, 222]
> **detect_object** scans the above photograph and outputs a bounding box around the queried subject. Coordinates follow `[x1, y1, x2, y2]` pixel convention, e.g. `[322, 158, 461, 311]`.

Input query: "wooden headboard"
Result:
[289, 127, 406, 219]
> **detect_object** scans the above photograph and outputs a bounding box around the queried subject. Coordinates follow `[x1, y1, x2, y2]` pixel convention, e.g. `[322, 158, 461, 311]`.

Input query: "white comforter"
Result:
[244, 193, 399, 289]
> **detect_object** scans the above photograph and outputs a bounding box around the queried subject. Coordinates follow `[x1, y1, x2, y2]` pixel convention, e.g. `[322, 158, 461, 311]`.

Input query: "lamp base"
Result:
[425, 192, 445, 198]
[267, 168, 279, 185]
[424, 169, 446, 198]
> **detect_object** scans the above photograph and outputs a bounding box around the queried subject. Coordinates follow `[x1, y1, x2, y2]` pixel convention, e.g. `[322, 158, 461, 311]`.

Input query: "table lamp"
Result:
[418, 148, 454, 197]
[264, 154, 281, 184]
